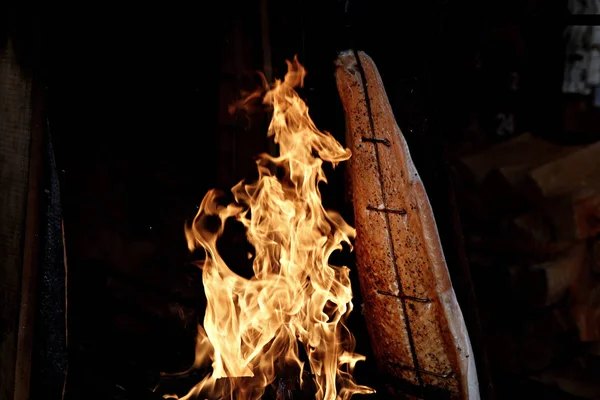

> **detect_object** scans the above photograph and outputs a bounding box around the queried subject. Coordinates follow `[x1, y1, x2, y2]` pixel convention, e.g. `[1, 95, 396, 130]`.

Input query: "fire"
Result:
[172, 58, 373, 399]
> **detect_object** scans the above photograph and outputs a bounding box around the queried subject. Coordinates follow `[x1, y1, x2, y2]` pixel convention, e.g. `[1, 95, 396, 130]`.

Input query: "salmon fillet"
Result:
[335, 50, 479, 400]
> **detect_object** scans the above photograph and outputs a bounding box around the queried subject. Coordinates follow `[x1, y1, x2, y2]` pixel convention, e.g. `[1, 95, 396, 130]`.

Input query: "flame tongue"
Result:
[182, 57, 373, 400]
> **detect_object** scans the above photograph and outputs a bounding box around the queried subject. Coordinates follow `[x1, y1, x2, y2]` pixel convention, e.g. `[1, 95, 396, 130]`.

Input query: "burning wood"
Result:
[334, 51, 479, 400]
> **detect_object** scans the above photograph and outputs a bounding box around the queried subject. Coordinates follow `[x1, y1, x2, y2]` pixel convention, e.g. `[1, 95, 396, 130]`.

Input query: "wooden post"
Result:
[0, 39, 34, 400]
[13, 76, 45, 400]
[260, 0, 273, 85]
[260, 0, 278, 159]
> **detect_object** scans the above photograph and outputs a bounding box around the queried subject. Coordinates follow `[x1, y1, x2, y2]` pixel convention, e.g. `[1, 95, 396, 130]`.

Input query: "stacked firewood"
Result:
[452, 132, 600, 399]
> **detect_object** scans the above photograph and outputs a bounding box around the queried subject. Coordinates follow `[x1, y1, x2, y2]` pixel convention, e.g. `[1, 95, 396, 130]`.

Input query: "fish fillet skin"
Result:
[335, 51, 479, 400]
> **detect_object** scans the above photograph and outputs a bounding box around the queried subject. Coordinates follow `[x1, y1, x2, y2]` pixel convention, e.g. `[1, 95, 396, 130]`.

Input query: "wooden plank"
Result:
[0, 40, 33, 400]
[13, 78, 44, 400]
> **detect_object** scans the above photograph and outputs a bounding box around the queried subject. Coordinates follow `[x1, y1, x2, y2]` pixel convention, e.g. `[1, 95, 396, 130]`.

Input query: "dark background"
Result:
[2, 0, 578, 399]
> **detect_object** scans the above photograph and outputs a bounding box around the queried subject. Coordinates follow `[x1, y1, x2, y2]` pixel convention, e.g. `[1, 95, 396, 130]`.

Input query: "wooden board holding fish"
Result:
[335, 50, 479, 400]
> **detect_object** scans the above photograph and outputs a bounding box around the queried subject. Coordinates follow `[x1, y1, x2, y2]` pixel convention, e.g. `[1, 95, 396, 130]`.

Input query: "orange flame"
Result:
[175, 57, 373, 399]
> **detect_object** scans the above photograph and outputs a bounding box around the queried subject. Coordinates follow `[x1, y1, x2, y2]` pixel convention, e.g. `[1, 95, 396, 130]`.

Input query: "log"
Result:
[485, 141, 582, 191]
[481, 165, 535, 214]
[519, 309, 571, 373]
[506, 191, 600, 250]
[335, 51, 478, 399]
[468, 140, 581, 220]
[508, 265, 547, 309]
[524, 240, 600, 342]
[572, 194, 600, 240]
[583, 340, 600, 356]
[512, 212, 554, 245]
[467, 235, 572, 261]
[571, 284, 600, 342]
[545, 192, 600, 242]
[530, 354, 600, 399]
[525, 141, 600, 199]
[478, 145, 582, 215]
[532, 243, 587, 306]
[458, 133, 576, 184]
[592, 238, 600, 274]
